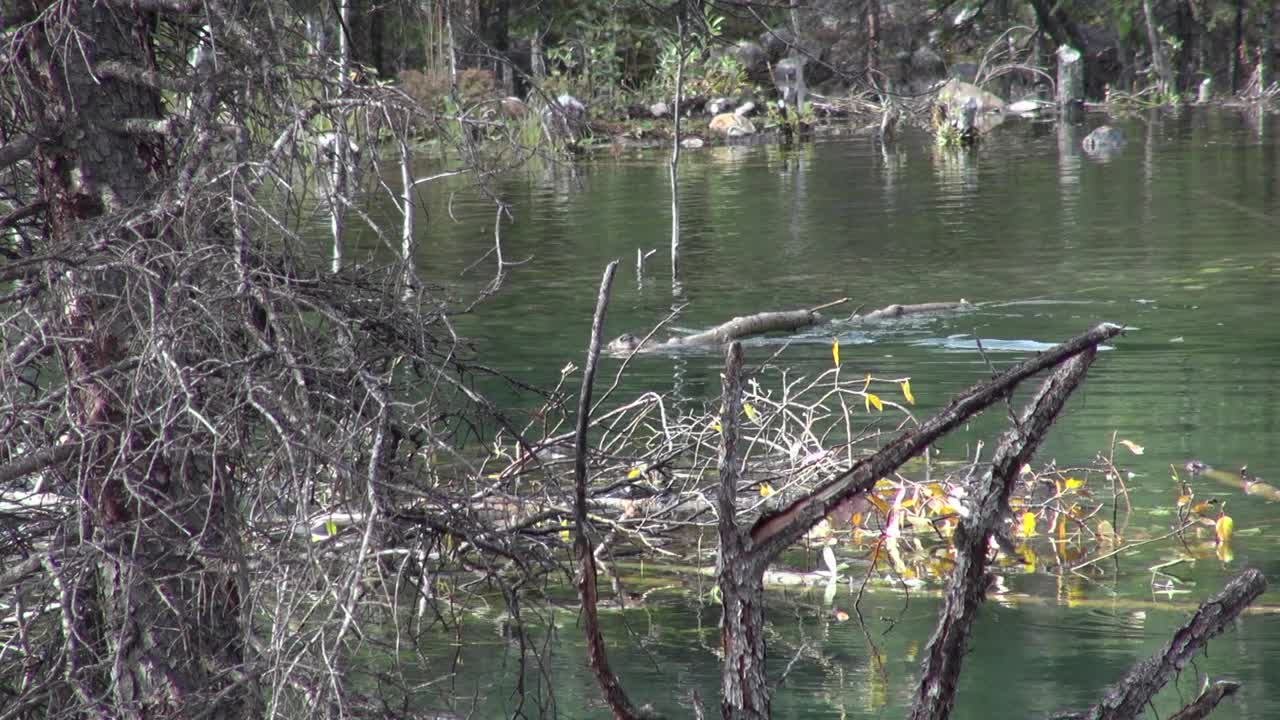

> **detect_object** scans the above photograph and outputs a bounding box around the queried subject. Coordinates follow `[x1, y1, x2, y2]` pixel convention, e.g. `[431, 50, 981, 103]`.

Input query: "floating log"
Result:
[609, 298, 972, 354]
[851, 299, 973, 322]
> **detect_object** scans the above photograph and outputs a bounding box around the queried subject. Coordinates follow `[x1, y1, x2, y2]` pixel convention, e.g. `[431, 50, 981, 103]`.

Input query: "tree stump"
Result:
[1057, 45, 1084, 107]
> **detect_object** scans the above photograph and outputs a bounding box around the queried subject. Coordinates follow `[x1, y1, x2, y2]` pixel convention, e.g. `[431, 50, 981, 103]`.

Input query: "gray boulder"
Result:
[1082, 125, 1126, 154]
[733, 40, 770, 84]
[912, 45, 946, 80]
[759, 29, 796, 62]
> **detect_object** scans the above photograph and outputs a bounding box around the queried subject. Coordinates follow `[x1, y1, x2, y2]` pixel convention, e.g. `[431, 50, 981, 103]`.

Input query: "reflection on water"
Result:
[415, 583, 1280, 719]
[351, 109, 1280, 718]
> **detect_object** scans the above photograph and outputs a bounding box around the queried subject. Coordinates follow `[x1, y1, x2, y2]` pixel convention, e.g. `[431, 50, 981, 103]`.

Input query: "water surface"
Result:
[355, 108, 1280, 719]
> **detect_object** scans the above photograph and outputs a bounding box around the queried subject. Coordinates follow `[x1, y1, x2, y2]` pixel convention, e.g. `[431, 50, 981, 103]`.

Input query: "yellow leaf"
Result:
[1096, 519, 1117, 543]
[744, 402, 760, 421]
[865, 393, 884, 412]
[832, 339, 841, 368]
[325, 519, 339, 537]
[900, 379, 915, 405]
[1176, 493, 1193, 507]
[1023, 547, 1038, 573]
[711, 420, 722, 432]
[1215, 515, 1235, 545]
[1064, 477, 1085, 490]
[759, 482, 775, 497]
[560, 518, 571, 542]
[627, 464, 646, 480]
[1118, 439, 1145, 455]
[1020, 512, 1037, 537]
[866, 494, 890, 515]
[1216, 542, 1235, 563]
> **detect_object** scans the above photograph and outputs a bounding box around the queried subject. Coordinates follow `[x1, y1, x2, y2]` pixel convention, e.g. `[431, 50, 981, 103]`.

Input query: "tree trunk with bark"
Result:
[717, 344, 771, 720]
[866, 0, 882, 80]
[11, 1, 249, 717]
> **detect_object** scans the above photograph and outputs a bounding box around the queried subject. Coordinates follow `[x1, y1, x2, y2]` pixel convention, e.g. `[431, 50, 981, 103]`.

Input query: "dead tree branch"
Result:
[573, 261, 646, 720]
[1052, 568, 1265, 720]
[910, 347, 1099, 720]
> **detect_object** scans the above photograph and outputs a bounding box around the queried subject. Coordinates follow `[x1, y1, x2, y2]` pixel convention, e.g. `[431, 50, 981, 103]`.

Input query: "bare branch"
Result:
[115, 117, 181, 136]
[0, 443, 79, 486]
[0, 200, 45, 233]
[95, 60, 196, 93]
[1053, 569, 1265, 720]
[573, 261, 646, 720]
[102, 0, 200, 11]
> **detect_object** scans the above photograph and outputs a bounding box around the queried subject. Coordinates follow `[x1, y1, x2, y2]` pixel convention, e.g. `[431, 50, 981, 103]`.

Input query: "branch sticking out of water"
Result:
[910, 347, 1099, 720]
[1050, 568, 1265, 720]
[573, 261, 648, 720]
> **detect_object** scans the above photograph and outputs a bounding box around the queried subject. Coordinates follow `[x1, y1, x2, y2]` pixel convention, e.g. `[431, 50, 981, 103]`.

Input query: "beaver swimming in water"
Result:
[606, 333, 647, 354]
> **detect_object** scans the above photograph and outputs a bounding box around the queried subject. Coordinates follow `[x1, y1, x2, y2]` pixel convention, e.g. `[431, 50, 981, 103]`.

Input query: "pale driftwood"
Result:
[608, 298, 972, 354]
[608, 307, 830, 354]
[851, 300, 973, 322]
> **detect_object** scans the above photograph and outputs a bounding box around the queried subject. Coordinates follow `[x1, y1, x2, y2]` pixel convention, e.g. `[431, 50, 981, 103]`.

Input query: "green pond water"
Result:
[351, 108, 1280, 719]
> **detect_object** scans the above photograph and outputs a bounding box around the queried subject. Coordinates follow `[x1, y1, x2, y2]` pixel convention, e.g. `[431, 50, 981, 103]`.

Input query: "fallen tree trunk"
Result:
[851, 300, 973, 322]
[608, 307, 830, 355]
[608, 298, 972, 354]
